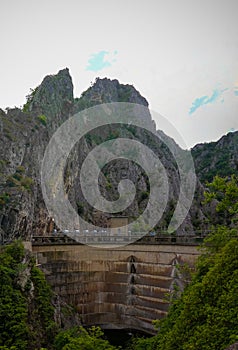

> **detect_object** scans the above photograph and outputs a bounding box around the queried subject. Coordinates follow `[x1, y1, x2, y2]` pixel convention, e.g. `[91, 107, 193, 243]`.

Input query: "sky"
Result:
[0, 0, 238, 148]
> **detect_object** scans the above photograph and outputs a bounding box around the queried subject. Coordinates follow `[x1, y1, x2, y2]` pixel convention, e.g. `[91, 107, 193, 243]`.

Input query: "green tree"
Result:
[55, 326, 119, 350]
[0, 242, 29, 350]
[0, 241, 57, 350]
[204, 175, 238, 226]
[129, 175, 238, 350]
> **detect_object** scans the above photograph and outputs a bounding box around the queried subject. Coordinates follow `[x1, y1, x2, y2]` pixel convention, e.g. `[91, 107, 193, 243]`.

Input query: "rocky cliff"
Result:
[0, 68, 74, 241]
[192, 131, 238, 183]
[0, 68, 235, 241]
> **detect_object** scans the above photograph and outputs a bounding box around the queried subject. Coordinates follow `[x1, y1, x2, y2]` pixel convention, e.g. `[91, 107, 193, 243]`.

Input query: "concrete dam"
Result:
[32, 237, 201, 334]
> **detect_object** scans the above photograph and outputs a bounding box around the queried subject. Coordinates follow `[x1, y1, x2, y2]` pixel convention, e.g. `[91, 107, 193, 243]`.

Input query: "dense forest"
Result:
[0, 175, 238, 349]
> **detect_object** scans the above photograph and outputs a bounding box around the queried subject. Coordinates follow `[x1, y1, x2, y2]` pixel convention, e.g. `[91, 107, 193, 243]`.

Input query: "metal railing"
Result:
[31, 232, 206, 246]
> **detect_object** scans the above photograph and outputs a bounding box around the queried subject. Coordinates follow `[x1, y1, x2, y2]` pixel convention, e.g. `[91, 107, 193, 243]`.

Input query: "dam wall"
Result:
[32, 242, 200, 334]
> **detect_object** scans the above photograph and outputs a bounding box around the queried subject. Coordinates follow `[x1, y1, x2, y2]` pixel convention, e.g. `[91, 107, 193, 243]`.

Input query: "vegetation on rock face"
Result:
[0, 241, 57, 350]
[0, 192, 10, 210]
[6, 166, 33, 192]
[38, 114, 47, 126]
[0, 241, 29, 349]
[23, 86, 39, 113]
[192, 132, 238, 183]
[203, 175, 238, 227]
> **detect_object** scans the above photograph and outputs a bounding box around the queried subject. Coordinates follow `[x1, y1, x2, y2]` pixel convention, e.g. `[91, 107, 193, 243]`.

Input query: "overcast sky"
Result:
[0, 0, 238, 148]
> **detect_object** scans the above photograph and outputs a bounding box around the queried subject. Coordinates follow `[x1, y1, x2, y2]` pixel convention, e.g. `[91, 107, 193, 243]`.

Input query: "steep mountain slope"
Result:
[192, 131, 238, 184]
[0, 69, 74, 241]
[0, 70, 148, 239]
[0, 68, 225, 241]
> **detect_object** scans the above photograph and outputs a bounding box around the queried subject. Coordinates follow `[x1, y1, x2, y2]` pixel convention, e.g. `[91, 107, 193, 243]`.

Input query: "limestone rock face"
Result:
[28, 67, 74, 118]
[192, 131, 238, 183]
[0, 69, 74, 241]
[73, 77, 148, 113]
[1, 67, 235, 241]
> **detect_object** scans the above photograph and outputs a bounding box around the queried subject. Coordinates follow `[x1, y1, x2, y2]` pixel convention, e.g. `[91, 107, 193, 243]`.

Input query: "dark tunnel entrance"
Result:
[103, 328, 152, 347]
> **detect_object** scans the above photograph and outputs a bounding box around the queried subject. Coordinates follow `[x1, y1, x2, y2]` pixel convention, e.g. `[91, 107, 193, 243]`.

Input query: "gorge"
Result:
[1, 68, 238, 349]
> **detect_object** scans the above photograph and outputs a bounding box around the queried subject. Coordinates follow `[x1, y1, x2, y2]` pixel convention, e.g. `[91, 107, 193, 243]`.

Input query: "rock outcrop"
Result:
[192, 131, 238, 183]
[1, 68, 236, 241]
[73, 77, 149, 113]
[0, 69, 75, 240]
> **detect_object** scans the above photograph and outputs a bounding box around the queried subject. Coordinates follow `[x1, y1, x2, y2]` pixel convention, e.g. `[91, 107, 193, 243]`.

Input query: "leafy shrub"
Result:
[16, 165, 25, 174]
[76, 201, 84, 215]
[38, 114, 47, 126]
[6, 166, 33, 192]
[0, 192, 10, 209]
[23, 86, 39, 112]
[55, 326, 118, 350]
